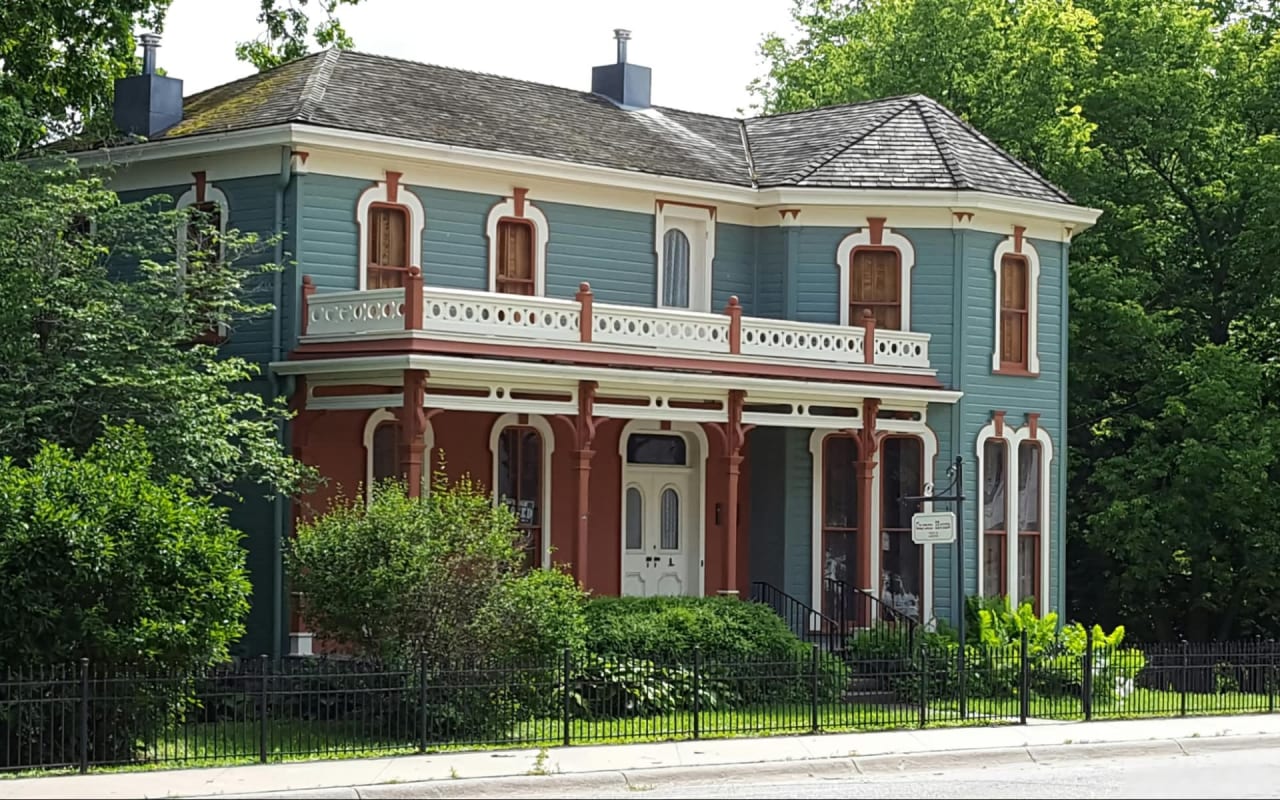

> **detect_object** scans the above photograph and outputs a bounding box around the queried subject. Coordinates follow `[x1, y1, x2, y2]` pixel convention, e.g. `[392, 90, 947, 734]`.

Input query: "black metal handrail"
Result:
[822, 577, 921, 631]
[749, 581, 844, 652]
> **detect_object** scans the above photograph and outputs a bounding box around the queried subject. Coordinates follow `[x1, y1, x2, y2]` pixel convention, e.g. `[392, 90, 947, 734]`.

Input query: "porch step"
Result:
[841, 673, 899, 706]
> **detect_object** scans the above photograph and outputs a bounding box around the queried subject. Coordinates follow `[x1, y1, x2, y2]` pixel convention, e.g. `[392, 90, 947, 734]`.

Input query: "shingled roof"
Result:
[106, 49, 1072, 204]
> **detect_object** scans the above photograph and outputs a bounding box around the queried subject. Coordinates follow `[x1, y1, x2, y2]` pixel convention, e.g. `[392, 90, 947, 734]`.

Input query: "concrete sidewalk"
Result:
[5, 715, 1280, 799]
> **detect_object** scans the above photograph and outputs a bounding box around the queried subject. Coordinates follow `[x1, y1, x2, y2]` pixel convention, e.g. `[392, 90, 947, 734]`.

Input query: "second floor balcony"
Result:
[298, 268, 933, 375]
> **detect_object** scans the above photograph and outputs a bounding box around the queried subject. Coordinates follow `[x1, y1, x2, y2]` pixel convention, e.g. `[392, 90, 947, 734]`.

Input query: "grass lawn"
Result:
[5, 689, 1274, 778]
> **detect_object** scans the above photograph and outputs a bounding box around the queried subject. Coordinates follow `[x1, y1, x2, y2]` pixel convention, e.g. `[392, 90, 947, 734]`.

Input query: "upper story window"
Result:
[495, 218, 536, 295]
[367, 205, 410, 289]
[850, 249, 902, 330]
[356, 172, 425, 291]
[835, 219, 915, 329]
[487, 189, 549, 296]
[655, 201, 715, 312]
[176, 174, 228, 273]
[992, 229, 1041, 375]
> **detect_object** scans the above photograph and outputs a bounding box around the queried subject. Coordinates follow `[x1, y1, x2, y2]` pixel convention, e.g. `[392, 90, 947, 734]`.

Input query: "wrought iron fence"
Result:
[3, 635, 1277, 774]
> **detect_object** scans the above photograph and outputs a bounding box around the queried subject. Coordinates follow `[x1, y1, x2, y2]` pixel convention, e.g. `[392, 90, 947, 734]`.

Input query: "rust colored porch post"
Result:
[573, 381, 599, 586]
[722, 389, 747, 595]
[400, 369, 428, 497]
[404, 266, 424, 330]
[855, 398, 882, 626]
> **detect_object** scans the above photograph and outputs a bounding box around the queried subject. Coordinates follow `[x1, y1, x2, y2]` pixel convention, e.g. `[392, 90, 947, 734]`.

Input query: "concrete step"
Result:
[841, 689, 900, 705]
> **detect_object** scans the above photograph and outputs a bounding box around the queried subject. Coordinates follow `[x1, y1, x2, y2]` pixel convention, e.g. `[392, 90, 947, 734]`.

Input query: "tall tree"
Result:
[756, 0, 1280, 639]
[0, 159, 312, 498]
[0, 0, 370, 157]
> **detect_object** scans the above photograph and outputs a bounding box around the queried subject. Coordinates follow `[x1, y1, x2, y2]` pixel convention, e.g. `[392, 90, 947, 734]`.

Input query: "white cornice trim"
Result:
[74, 122, 1099, 230]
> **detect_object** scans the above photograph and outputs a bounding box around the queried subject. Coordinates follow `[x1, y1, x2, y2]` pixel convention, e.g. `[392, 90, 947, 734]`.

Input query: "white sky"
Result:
[157, 0, 799, 117]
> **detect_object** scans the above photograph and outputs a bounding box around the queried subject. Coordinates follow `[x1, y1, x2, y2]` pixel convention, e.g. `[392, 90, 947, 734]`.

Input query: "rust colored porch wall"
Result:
[582, 418, 624, 596]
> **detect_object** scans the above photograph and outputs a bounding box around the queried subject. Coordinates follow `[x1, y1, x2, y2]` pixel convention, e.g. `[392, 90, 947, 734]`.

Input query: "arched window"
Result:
[1016, 441, 1042, 611]
[820, 435, 858, 619]
[850, 250, 902, 330]
[356, 175, 425, 290]
[880, 436, 923, 621]
[367, 204, 411, 289]
[497, 426, 543, 570]
[661, 229, 691, 308]
[362, 408, 433, 500]
[999, 255, 1030, 369]
[982, 439, 1008, 598]
[495, 218, 536, 295]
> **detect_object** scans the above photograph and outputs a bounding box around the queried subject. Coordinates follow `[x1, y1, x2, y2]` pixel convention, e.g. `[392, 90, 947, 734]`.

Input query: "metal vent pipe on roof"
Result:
[614, 29, 631, 64]
[140, 32, 161, 75]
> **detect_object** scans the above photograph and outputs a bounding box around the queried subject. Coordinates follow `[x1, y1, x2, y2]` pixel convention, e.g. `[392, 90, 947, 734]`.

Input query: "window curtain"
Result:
[1017, 443, 1041, 531]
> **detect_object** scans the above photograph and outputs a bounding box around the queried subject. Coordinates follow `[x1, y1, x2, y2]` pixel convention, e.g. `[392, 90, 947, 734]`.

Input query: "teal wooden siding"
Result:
[714, 222, 755, 315]
[294, 173, 363, 292]
[417, 186, 495, 291]
[756, 228, 785, 318]
[218, 175, 282, 364]
[956, 232, 1065, 615]
[792, 228, 842, 324]
[538, 200, 654, 304]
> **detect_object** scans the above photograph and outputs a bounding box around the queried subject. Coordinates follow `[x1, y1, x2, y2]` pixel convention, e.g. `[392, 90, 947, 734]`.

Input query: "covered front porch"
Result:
[278, 350, 960, 649]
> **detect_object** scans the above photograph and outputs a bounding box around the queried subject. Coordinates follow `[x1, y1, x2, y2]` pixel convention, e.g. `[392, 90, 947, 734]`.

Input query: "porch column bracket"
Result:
[554, 380, 600, 588]
[399, 369, 429, 498]
[717, 390, 751, 596]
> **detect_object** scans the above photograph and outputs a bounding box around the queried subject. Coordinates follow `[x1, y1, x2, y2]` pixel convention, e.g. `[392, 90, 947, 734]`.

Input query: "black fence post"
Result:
[562, 648, 572, 748]
[1082, 627, 1093, 722]
[417, 651, 429, 754]
[958, 623, 968, 721]
[259, 654, 270, 764]
[810, 644, 820, 734]
[1269, 640, 1276, 715]
[78, 658, 90, 774]
[918, 640, 928, 729]
[692, 646, 702, 741]
[1019, 629, 1030, 726]
[1180, 641, 1189, 718]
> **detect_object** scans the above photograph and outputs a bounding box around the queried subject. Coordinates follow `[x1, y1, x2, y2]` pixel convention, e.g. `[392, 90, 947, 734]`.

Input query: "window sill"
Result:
[994, 364, 1039, 378]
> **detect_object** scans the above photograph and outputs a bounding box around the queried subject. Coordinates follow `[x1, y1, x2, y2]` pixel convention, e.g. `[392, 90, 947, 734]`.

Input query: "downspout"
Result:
[270, 145, 294, 659]
[950, 225, 968, 628]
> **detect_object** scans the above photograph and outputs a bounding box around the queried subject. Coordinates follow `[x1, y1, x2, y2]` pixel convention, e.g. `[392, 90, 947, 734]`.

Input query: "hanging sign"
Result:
[911, 511, 956, 544]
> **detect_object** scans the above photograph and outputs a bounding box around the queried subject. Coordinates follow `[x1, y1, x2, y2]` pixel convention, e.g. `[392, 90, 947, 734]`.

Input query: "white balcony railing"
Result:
[299, 274, 931, 372]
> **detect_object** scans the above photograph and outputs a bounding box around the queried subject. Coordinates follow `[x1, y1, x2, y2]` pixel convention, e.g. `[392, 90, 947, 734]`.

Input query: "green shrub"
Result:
[0, 427, 252, 767]
[583, 596, 846, 707]
[567, 654, 734, 719]
[472, 568, 588, 666]
[586, 595, 809, 662]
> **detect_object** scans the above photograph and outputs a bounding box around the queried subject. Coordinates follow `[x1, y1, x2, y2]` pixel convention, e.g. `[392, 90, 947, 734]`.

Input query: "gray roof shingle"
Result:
[100, 50, 1072, 204]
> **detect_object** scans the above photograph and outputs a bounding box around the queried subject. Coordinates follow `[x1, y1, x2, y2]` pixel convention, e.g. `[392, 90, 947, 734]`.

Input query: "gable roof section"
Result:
[97, 49, 1072, 204]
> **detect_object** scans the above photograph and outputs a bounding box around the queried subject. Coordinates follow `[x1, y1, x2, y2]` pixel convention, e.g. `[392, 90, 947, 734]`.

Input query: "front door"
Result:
[621, 432, 698, 596]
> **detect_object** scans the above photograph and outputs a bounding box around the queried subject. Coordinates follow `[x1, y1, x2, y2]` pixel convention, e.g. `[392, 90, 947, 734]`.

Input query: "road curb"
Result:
[334, 732, 1280, 799]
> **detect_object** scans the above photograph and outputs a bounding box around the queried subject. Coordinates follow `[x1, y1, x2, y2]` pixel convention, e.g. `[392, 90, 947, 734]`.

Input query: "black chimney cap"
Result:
[113, 33, 184, 138]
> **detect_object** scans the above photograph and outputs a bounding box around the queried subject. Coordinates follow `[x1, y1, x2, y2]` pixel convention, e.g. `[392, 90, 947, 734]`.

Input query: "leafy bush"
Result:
[567, 654, 733, 719]
[289, 473, 587, 668]
[583, 596, 846, 707]
[0, 427, 252, 767]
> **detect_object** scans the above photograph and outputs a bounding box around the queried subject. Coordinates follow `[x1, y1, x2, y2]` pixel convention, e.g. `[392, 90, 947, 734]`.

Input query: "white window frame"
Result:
[356, 178, 426, 290]
[992, 236, 1041, 374]
[486, 197, 549, 296]
[835, 225, 916, 328]
[976, 417, 1052, 606]
[362, 408, 435, 500]
[808, 417, 937, 624]
[655, 202, 715, 312]
[489, 413, 555, 569]
[176, 182, 229, 274]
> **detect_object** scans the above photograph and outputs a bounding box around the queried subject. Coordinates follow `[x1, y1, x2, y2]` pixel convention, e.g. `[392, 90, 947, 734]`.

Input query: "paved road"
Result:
[447, 744, 1280, 799]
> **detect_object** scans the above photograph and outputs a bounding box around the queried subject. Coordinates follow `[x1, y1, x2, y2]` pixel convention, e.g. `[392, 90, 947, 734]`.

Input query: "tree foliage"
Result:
[0, 426, 251, 670]
[756, 0, 1280, 639]
[0, 159, 311, 498]
[0, 0, 370, 156]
